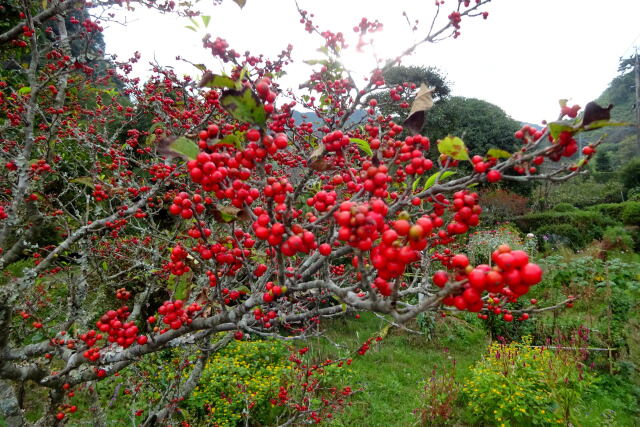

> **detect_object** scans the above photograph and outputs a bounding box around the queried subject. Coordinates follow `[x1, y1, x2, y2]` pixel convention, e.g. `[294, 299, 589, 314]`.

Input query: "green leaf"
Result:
[548, 120, 575, 140]
[218, 133, 242, 148]
[185, 25, 198, 32]
[220, 87, 266, 127]
[583, 120, 632, 132]
[158, 136, 199, 160]
[437, 136, 469, 161]
[199, 72, 237, 89]
[412, 176, 422, 191]
[486, 148, 511, 159]
[303, 59, 329, 66]
[350, 138, 372, 156]
[201, 15, 211, 28]
[424, 171, 456, 190]
[145, 123, 164, 146]
[102, 261, 108, 272]
[18, 86, 31, 95]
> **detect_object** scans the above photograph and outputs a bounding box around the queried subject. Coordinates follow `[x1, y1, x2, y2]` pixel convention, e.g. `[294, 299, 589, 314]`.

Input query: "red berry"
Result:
[487, 170, 502, 183]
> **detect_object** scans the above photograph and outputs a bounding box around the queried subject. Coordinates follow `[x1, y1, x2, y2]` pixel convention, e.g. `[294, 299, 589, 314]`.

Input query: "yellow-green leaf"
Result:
[350, 138, 372, 156]
[437, 136, 469, 161]
[424, 171, 456, 190]
[486, 149, 511, 159]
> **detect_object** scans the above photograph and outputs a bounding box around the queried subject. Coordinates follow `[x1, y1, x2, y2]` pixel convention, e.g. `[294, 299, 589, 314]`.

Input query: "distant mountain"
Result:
[291, 109, 367, 127]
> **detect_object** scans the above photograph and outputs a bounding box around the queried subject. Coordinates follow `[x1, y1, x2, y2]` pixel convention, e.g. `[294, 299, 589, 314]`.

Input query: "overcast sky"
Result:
[102, 0, 640, 124]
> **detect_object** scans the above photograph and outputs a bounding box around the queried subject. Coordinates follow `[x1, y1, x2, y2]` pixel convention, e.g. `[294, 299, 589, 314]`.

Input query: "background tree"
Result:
[423, 96, 520, 154]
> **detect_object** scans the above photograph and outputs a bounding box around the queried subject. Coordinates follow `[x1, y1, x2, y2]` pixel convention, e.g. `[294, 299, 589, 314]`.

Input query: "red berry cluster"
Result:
[253, 213, 286, 244]
[30, 159, 51, 174]
[187, 222, 212, 239]
[95, 306, 147, 349]
[306, 190, 337, 212]
[514, 124, 543, 142]
[115, 288, 132, 301]
[447, 190, 481, 235]
[264, 177, 293, 205]
[471, 154, 497, 174]
[357, 335, 383, 356]
[222, 286, 248, 305]
[197, 124, 220, 149]
[399, 136, 433, 175]
[280, 224, 318, 257]
[434, 245, 543, 313]
[322, 130, 350, 152]
[335, 200, 388, 251]
[253, 306, 279, 327]
[561, 103, 581, 119]
[79, 330, 102, 360]
[157, 299, 201, 331]
[255, 78, 277, 115]
[168, 192, 205, 219]
[549, 131, 579, 161]
[92, 184, 108, 201]
[359, 162, 390, 197]
[165, 244, 190, 276]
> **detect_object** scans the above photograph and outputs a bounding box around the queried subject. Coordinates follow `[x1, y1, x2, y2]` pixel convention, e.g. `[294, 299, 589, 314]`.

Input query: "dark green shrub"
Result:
[552, 202, 577, 212]
[535, 223, 594, 250]
[620, 157, 640, 194]
[516, 210, 614, 250]
[588, 203, 626, 221]
[621, 201, 640, 225]
[602, 226, 634, 251]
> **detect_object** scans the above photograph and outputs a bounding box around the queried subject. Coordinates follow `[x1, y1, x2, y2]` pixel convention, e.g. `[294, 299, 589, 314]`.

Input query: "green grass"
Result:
[303, 313, 487, 426]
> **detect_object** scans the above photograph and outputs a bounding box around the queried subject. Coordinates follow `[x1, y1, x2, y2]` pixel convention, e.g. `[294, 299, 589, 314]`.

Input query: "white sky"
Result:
[102, 0, 640, 124]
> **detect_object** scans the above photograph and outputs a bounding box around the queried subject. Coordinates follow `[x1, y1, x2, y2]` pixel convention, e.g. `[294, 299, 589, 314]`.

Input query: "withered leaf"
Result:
[582, 101, 613, 127]
[309, 144, 328, 171]
[211, 205, 249, 223]
[403, 83, 435, 135]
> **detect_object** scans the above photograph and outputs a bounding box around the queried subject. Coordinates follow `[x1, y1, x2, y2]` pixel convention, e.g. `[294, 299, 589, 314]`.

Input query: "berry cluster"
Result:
[359, 163, 390, 197]
[157, 299, 202, 331]
[168, 192, 205, 219]
[433, 245, 543, 314]
[165, 244, 190, 276]
[255, 78, 277, 115]
[252, 213, 286, 245]
[549, 131, 578, 161]
[322, 130, 350, 152]
[335, 200, 388, 251]
[514, 124, 543, 142]
[306, 190, 337, 212]
[561, 103, 581, 119]
[115, 288, 132, 301]
[252, 307, 278, 328]
[95, 306, 147, 349]
[399, 136, 433, 175]
[447, 190, 481, 235]
[471, 154, 497, 174]
[92, 184, 108, 201]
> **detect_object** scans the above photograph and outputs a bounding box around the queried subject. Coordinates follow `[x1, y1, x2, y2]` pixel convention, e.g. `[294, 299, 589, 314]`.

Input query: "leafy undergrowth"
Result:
[308, 303, 640, 426]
